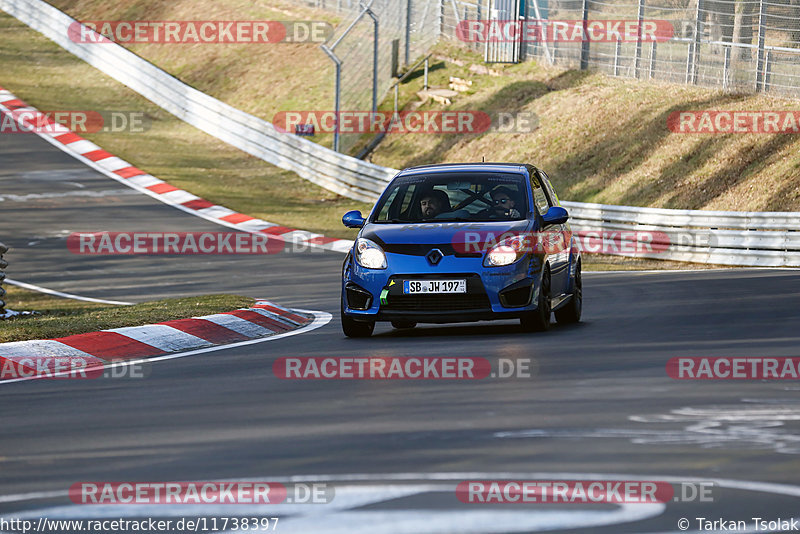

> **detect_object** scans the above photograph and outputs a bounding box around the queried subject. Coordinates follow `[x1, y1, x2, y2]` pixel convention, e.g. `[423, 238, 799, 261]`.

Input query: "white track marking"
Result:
[235, 219, 278, 232]
[104, 324, 212, 352]
[199, 313, 278, 337]
[248, 307, 299, 327]
[0, 310, 331, 385]
[94, 156, 129, 172]
[63, 139, 100, 154]
[159, 189, 200, 204]
[0, 189, 138, 202]
[125, 174, 162, 188]
[1, 94, 346, 252]
[0, 339, 101, 362]
[4, 471, 800, 503]
[497, 404, 800, 454]
[4, 278, 133, 305]
[3, 472, 800, 534]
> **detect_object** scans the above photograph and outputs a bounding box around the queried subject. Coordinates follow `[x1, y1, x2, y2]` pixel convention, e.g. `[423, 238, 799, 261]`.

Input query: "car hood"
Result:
[361, 220, 532, 249]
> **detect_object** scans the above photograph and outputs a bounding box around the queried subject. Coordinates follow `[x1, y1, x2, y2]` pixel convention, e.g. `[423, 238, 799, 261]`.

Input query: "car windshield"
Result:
[371, 172, 528, 223]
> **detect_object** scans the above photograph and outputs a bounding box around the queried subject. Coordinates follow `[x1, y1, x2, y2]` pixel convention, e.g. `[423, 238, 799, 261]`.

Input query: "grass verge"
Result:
[369, 42, 800, 212]
[0, 11, 369, 241]
[0, 286, 253, 343]
[2, 7, 786, 270]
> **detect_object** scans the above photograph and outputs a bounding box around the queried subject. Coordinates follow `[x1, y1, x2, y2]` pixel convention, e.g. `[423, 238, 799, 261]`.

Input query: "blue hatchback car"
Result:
[340, 163, 582, 337]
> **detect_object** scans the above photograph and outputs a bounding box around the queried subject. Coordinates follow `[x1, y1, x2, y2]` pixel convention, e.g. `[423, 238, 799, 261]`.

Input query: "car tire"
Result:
[521, 267, 551, 332]
[555, 262, 582, 324]
[391, 321, 417, 329]
[341, 301, 374, 338]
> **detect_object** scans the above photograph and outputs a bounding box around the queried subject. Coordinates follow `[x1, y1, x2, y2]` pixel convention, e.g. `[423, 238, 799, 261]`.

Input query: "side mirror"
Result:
[541, 206, 569, 226]
[342, 210, 366, 228]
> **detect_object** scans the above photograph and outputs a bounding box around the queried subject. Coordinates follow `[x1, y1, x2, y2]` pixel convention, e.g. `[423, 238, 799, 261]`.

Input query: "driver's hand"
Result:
[508, 208, 520, 218]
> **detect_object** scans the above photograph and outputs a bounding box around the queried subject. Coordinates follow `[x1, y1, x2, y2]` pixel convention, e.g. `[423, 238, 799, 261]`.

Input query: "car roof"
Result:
[398, 162, 530, 176]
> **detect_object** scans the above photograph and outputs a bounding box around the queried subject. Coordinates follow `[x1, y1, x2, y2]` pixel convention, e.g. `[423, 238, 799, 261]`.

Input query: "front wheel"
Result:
[341, 301, 374, 338]
[555, 262, 582, 324]
[521, 267, 551, 332]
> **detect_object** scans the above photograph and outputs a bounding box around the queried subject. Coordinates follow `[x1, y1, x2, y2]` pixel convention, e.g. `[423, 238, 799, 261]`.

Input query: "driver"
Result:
[419, 189, 451, 219]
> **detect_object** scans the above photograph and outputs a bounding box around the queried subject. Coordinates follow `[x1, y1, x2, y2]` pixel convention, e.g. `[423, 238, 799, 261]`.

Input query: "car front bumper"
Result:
[342, 251, 545, 323]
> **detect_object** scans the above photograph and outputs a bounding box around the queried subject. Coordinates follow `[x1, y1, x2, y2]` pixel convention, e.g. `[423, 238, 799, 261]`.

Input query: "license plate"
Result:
[403, 279, 467, 294]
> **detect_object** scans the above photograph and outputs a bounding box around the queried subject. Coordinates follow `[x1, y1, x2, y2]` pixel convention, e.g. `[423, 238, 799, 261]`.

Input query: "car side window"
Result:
[376, 187, 401, 220]
[530, 173, 550, 216]
[539, 170, 560, 207]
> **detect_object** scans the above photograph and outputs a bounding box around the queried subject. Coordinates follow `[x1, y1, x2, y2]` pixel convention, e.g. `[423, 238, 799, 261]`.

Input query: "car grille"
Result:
[384, 293, 491, 311]
[381, 274, 491, 312]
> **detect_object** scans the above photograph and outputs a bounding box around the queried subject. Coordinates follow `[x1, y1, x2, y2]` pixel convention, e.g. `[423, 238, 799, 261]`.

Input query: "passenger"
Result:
[479, 187, 521, 219]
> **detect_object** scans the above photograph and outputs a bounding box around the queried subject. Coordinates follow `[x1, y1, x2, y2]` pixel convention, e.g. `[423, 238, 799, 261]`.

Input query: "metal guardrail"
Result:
[0, 242, 8, 316]
[563, 201, 800, 266]
[4, 0, 800, 267]
[0, 0, 398, 203]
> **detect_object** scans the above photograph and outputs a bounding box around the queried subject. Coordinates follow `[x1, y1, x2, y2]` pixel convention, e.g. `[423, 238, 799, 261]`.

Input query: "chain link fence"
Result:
[307, 0, 800, 133]
[488, 0, 800, 96]
[520, 0, 800, 96]
[307, 0, 442, 152]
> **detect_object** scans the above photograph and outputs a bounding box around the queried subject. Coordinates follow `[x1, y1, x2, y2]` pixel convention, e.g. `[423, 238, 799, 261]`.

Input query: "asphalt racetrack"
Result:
[2, 128, 800, 532]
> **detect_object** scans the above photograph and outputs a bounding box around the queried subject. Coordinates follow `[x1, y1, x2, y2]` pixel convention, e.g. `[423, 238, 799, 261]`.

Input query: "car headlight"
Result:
[484, 235, 527, 267]
[355, 238, 387, 269]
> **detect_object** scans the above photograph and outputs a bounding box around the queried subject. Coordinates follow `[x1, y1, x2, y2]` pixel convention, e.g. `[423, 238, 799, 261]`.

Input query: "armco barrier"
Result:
[0, 242, 8, 316]
[563, 201, 800, 267]
[2, 0, 799, 266]
[0, 0, 397, 203]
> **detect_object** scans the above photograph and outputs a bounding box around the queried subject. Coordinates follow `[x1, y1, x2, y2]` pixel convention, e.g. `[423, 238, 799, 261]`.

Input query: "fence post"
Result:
[613, 38, 621, 76]
[689, 0, 704, 84]
[439, 0, 444, 39]
[763, 49, 773, 92]
[366, 8, 379, 113]
[649, 40, 657, 79]
[580, 0, 590, 70]
[320, 45, 342, 152]
[476, 1, 482, 52]
[634, 0, 645, 77]
[755, 0, 766, 91]
[722, 44, 730, 89]
[405, 0, 412, 65]
[0, 242, 7, 317]
[424, 57, 429, 90]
